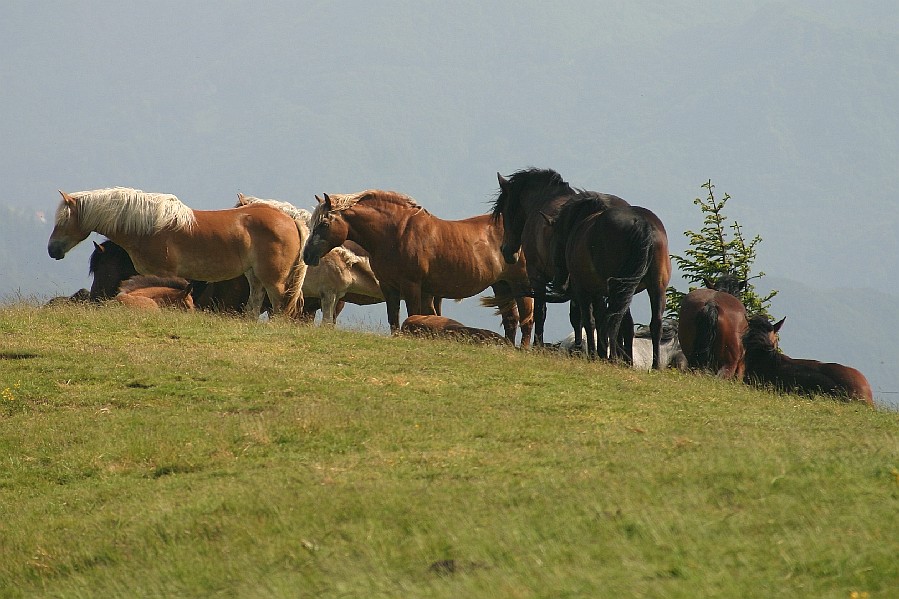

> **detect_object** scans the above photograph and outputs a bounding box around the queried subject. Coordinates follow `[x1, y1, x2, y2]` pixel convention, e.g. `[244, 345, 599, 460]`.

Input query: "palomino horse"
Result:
[400, 315, 511, 345]
[115, 275, 195, 311]
[48, 188, 307, 317]
[677, 275, 749, 379]
[742, 315, 874, 406]
[551, 196, 670, 366]
[490, 168, 631, 347]
[236, 194, 384, 324]
[303, 190, 534, 346]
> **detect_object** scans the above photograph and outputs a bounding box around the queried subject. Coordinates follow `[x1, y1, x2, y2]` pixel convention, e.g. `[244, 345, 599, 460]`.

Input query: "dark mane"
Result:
[119, 275, 192, 294]
[491, 167, 574, 220]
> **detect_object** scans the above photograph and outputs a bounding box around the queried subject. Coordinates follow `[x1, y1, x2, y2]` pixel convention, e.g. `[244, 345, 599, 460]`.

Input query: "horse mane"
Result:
[236, 194, 312, 226]
[491, 167, 574, 220]
[119, 275, 192, 294]
[312, 190, 426, 224]
[59, 187, 196, 236]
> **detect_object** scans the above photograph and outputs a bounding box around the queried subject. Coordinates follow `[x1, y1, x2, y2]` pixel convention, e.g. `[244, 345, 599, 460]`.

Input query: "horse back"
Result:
[780, 356, 874, 405]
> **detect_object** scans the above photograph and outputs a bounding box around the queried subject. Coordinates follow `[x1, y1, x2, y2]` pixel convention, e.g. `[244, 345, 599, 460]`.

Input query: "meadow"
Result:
[1, 303, 897, 598]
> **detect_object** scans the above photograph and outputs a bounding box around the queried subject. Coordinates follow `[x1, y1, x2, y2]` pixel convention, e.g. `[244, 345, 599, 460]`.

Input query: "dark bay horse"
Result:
[490, 168, 631, 347]
[677, 275, 749, 379]
[742, 315, 874, 406]
[303, 190, 534, 346]
[552, 197, 671, 366]
[400, 315, 511, 345]
[48, 188, 307, 317]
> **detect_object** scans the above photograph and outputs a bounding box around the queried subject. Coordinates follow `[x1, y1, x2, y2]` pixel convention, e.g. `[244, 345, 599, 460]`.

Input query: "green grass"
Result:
[1, 303, 897, 598]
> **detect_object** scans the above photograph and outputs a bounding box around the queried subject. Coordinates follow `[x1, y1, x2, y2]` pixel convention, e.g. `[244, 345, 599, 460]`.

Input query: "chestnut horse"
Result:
[48, 188, 307, 317]
[400, 315, 511, 345]
[742, 315, 874, 406]
[552, 197, 671, 366]
[490, 168, 631, 347]
[115, 275, 195, 311]
[677, 275, 749, 379]
[303, 190, 534, 346]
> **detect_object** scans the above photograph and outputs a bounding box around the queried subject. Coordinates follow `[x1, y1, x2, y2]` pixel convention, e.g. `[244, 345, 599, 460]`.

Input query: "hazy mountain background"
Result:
[2, 2, 897, 408]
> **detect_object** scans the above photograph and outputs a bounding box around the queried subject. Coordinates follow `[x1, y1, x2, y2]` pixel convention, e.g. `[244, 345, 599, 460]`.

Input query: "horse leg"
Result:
[384, 288, 403, 332]
[533, 292, 548, 346]
[648, 284, 666, 370]
[516, 296, 534, 350]
[492, 283, 519, 345]
[320, 291, 338, 326]
[568, 300, 583, 354]
[581, 297, 598, 360]
[244, 270, 267, 317]
[619, 309, 635, 365]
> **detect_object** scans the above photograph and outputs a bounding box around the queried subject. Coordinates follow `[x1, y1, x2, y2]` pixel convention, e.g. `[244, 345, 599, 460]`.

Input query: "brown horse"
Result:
[677, 275, 749, 379]
[303, 190, 534, 346]
[552, 197, 671, 366]
[490, 168, 631, 347]
[400, 315, 511, 345]
[742, 315, 874, 406]
[48, 187, 307, 317]
[115, 275, 195, 311]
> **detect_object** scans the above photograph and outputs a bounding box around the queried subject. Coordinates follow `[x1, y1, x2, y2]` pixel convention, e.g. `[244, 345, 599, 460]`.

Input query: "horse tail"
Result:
[480, 294, 515, 315]
[689, 303, 719, 370]
[605, 217, 653, 332]
[282, 216, 310, 319]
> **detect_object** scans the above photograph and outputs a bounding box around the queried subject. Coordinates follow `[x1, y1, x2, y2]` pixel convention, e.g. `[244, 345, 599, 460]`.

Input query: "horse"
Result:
[48, 187, 307, 318]
[742, 315, 874, 406]
[89, 240, 138, 301]
[490, 168, 632, 347]
[303, 190, 534, 346]
[114, 275, 195, 311]
[400, 315, 511, 345]
[558, 320, 687, 371]
[236, 194, 384, 324]
[551, 196, 671, 366]
[677, 275, 749, 379]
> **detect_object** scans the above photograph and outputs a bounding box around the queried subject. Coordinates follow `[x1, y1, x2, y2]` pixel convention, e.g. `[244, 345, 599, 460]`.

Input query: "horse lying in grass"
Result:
[115, 275, 195, 311]
[400, 315, 511, 345]
[742, 315, 874, 406]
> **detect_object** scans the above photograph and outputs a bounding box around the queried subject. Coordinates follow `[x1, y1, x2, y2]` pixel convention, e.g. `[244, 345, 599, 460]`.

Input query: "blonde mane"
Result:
[57, 187, 196, 236]
[236, 193, 312, 227]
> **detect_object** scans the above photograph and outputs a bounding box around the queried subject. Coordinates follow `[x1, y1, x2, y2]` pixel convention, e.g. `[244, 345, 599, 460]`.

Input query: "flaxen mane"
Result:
[312, 190, 426, 225]
[57, 187, 196, 236]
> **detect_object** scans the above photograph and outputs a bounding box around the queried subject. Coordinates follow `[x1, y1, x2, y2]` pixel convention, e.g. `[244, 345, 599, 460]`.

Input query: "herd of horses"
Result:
[45, 168, 874, 406]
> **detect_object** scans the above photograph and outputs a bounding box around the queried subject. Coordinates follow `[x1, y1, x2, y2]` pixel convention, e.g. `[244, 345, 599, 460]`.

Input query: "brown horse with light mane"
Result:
[742, 315, 874, 406]
[48, 187, 307, 317]
[302, 190, 534, 346]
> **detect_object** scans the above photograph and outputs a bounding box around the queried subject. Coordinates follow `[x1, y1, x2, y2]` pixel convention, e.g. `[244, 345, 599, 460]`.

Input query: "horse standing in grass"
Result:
[742, 315, 874, 406]
[48, 187, 307, 317]
[303, 190, 534, 346]
[490, 168, 631, 347]
[677, 275, 749, 379]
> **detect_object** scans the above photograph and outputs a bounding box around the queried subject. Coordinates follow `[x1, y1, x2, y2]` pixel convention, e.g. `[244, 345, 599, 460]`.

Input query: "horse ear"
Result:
[538, 211, 555, 226]
[497, 173, 509, 190]
[739, 279, 748, 291]
[237, 192, 248, 205]
[93, 241, 104, 252]
[314, 194, 324, 205]
[322, 193, 333, 210]
[58, 190, 76, 206]
[703, 277, 714, 289]
[773, 317, 786, 333]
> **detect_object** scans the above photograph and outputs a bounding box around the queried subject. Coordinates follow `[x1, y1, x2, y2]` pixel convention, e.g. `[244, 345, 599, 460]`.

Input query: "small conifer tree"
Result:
[666, 180, 777, 318]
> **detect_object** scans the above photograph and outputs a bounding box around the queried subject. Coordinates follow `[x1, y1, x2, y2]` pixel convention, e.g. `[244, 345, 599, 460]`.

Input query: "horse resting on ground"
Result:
[558, 319, 687, 371]
[303, 190, 534, 347]
[677, 274, 749, 379]
[742, 315, 874, 407]
[48, 187, 307, 318]
[400, 315, 511, 345]
[115, 275, 195, 311]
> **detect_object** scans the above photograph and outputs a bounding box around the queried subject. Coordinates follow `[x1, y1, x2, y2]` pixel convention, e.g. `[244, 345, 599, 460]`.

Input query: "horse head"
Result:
[48, 191, 90, 260]
[493, 173, 523, 264]
[303, 194, 347, 266]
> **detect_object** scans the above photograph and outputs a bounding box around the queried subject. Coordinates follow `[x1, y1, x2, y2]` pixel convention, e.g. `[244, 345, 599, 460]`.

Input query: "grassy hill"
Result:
[1, 304, 897, 597]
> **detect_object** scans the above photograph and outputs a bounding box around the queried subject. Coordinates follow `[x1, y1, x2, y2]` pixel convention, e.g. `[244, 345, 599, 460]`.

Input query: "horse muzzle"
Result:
[500, 244, 520, 265]
[48, 240, 68, 260]
[302, 246, 321, 267]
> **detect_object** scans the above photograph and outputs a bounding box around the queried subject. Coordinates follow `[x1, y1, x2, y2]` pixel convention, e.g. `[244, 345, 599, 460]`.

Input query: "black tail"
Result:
[604, 218, 653, 358]
[689, 303, 718, 370]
